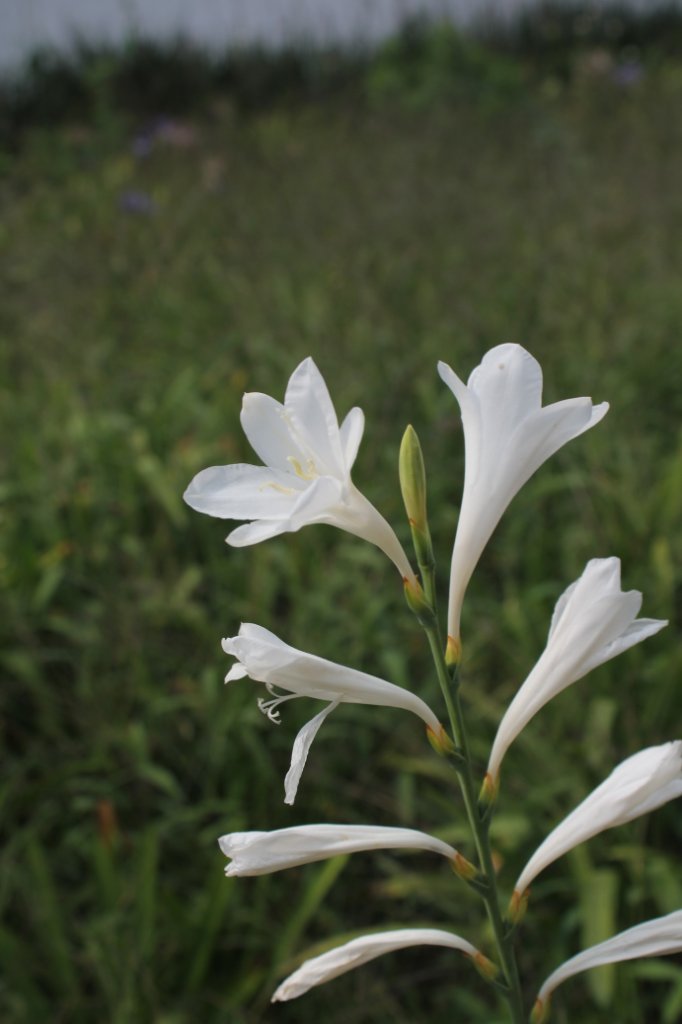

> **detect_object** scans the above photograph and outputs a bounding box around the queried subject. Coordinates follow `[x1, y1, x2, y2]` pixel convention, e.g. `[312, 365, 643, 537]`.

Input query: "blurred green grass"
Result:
[1, 35, 682, 1023]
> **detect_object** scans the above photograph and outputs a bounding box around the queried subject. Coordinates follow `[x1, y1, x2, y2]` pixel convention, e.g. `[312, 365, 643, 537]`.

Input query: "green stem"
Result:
[417, 565, 524, 1023]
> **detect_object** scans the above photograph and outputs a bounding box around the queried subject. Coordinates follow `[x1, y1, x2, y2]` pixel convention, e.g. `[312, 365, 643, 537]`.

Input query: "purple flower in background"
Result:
[612, 59, 644, 88]
[118, 190, 156, 216]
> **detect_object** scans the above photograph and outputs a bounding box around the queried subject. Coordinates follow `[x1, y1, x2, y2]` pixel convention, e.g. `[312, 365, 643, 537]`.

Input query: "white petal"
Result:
[284, 358, 345, 476]
[468, 344, 543, 441]
[226, 519, 291, 546]
[514, 742, 682, 896]
[183, 463, 300, 519]
[240, 392, 308, 473]
[272, 928, 479, 1001]
[218, 824, 457, 876]
[339, 406, 365, 471]
[288, 475, 346, 530]
[224, 664, 248, 682]
[536, 910, 682, 1006]
[284, 701, 338, 805]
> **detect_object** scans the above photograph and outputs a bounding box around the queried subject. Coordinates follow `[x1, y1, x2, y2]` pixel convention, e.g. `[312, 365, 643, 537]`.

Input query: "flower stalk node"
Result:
[426, 723, 456, 758]
[451, 851, 479, 883]
[471, 951, 500, 983]
[530, 997, 549, 1024]
[479, 771, 499, 808]
[507, 888, 530, 926]
[403, 577, 436, 626]
[445, 634, 462, 669]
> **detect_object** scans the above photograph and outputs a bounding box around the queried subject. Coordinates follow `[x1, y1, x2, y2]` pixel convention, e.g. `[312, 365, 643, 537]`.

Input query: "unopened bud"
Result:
[530, 997, 550, 1024]
[427, 723, 455, 757]
[471, 951, 499, 982]
[399, 425, 434, 569]
[399, 425, 428, 532]
[404, 576, 435, 626]
[507, 887, 530, 926]
[451, 851, 479, 883]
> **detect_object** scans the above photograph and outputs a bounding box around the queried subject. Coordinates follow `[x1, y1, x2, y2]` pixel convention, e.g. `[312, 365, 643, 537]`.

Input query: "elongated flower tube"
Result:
[532, 910, 682, 1023]
[184, 357, 415, 582]
[219, 824, 473, 877]
[438, 345, 608, 643]
[272, 928, 494, 1002]
[486, 557, 667, 785]
[223, 623, 448, 804]
[512, 742, 682, 907]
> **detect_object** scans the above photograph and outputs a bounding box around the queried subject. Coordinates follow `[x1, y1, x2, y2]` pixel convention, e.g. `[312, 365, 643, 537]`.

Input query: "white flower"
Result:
[532, 910, 682, 1023]
[218, 824, 460, 876]
[438, 345, 608, 642]
[487, 558, 667, 784]
[184, 357, 415, 581]
[513, 742, 682, 901]
[223, 623, 447, 804]
[272, 927, 488, 1002]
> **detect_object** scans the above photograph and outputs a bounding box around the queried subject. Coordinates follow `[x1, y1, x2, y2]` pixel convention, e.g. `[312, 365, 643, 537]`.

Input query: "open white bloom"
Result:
[513, 742, 682, 901]
[532, 910, 682, 1022]
[184, 357, 415, 581]
[438, 345, 608, 642]
[487, 558, 667, 783]
[272, 927, 489, 1002]
[223, 623, 447, 804]
[219, 824, 462, 876]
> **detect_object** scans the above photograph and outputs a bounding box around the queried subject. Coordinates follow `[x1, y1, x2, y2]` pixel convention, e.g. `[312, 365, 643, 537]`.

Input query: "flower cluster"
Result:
[185, 347, 679, 1019]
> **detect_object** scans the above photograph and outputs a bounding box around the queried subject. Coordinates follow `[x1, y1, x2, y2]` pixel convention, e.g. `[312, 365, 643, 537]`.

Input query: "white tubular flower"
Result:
[223, 623, 447, 804]
[513, 742, 682, 901]
[272, 927, 493, 1002]
[218, 824, 462, 876]
[184, 357, 415, 582]
[438, 345, 608, 642]
[532, 910, 682, 1023]
[487, 557, 667, 784]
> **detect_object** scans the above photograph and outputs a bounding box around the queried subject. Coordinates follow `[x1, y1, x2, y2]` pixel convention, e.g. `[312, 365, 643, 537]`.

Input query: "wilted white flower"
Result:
[487, 558, 667, 785]
[532, 910, 682, 1023]
[219, 823, 468, 876]
[184, 357, 415, 581]
[223, 623, 448, 804]
[512, 742, 682, 905]
[438, 345, 608, 643]
[272, 927, 493, 1002]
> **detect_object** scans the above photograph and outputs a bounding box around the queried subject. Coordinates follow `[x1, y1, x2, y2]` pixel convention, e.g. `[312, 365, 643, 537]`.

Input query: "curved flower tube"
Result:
[272, 927, 493, 1002]
[487, 558, 667, 785]
[532, 910, 682, 1023]
[219, 824, 469, 877]
[223, 623, 448, 804]
[512, 742, 682, 906]
[184, 357, 415, 582]
[438, 345, 608, 643]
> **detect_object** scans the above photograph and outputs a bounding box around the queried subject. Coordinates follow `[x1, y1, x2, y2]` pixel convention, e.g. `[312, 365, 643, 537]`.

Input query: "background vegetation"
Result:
[1, 6, 682, 1022]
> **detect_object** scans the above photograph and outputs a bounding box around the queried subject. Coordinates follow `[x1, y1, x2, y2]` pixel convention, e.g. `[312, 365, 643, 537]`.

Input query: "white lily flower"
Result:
[272, 927, 492, 1002]
[513, 742, 682, 903]
[532, 910, 682, 1023]
[184, 357, 415, 582]
[438, 344, 608, 643]
[223, 623, 448, 804]
[218, 823, 464, 876]
[487, 558, 667, 785]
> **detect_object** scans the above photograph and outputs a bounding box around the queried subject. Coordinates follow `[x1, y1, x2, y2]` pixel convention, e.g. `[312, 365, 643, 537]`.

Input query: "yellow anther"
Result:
[287, 456, 318, 480]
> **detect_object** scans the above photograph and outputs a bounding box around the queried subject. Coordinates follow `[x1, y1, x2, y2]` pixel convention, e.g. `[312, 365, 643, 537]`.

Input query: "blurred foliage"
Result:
[1, 13, 682, 1024]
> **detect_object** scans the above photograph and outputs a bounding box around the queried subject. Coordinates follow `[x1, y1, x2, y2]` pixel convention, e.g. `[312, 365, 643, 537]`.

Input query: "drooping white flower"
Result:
[272, 927, 493, 1002]
[487, 558, 667, 784]
[512, 742, 682, 902]
[184, 357, 415, 582]
[532, 910, 682, 1023]
[218, 824, 463, 876]
[438, 345, 608, 642]
[223, 623, 448, 804]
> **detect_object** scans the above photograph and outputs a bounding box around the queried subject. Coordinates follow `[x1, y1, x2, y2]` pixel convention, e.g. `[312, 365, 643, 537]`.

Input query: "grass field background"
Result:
[2, 21, 682, 1023]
